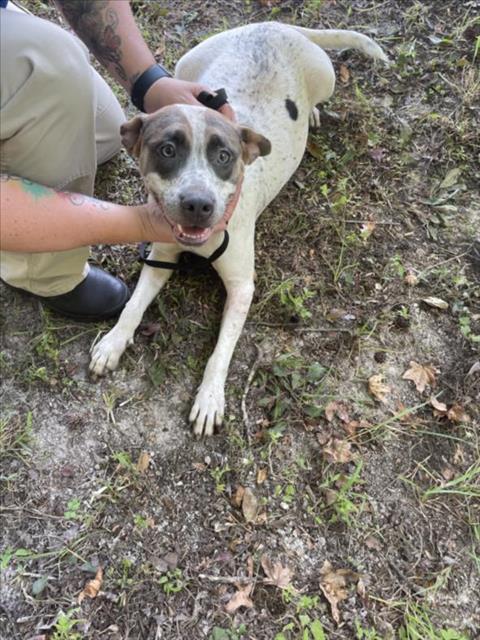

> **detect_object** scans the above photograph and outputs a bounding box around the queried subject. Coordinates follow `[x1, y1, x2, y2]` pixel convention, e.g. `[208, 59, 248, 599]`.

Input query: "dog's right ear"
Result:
[120, 115, 145, 157]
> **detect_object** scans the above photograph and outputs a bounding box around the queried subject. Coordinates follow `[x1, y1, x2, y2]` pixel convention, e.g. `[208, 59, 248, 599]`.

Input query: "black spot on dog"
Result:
[285, 98, 298, 121]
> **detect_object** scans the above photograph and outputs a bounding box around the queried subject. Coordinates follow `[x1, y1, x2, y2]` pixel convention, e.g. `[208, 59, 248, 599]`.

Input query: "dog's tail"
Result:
[291, 26, 389, 63]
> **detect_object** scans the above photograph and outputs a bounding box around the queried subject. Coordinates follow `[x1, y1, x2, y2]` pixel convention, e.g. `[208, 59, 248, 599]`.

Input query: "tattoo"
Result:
[1, 175, 53, 199]
[1, 174, 110, 209]
[60, 192, 110, 210]
[55, 1, 127, 81]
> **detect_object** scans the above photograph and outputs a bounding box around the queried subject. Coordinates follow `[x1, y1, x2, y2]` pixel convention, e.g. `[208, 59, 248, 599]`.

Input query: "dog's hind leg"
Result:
[90, 245, 177, 377]
[189, 238, 255, 437]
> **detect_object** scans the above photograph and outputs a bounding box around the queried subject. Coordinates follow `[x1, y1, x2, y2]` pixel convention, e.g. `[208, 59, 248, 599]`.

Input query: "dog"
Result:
[90, 22, 388, 436]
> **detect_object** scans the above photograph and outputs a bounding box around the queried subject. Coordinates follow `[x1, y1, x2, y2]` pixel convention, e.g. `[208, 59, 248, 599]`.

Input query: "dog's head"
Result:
[121, 105, 271, 246]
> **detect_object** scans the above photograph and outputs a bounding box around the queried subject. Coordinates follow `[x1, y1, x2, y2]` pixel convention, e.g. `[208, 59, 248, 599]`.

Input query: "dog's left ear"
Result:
[240, 127, 271, 164]
[120, 115, 145, 157]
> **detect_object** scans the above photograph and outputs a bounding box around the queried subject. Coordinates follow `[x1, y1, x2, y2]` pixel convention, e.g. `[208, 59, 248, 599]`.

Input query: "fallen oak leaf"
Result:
[447, 404, 471, 423]
[323, 438, 356, 464]
[261, 554, 294, 589]
[430, 395, 448, 415]
[368, 374, 391, 403]
[225, 583, 254, 613]
[403, 361, 438, 393]
[242, 487, 258, 523]
[78, 566, 103, 604]
[319, 561, 359, 625]
[324, 401, 350, 423]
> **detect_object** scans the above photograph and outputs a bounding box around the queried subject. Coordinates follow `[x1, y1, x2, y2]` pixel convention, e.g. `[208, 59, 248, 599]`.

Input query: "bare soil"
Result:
[1, 1, 479, 639]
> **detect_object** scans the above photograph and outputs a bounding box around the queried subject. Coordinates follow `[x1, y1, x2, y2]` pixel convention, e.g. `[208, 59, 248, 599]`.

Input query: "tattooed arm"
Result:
[53, 0, 235, 118]
[0, 175, 174, 252]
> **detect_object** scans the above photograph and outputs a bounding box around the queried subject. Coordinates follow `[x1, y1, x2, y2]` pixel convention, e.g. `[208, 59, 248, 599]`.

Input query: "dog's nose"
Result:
[180, 195, 214, 222]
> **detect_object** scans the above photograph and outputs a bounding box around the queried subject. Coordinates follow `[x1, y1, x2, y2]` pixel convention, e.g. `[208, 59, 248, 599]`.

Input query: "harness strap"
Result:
[139, 230, 230, 270]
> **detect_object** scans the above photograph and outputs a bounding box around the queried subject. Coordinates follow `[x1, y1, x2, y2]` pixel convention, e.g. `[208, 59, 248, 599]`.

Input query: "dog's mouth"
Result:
[168, 221, 215, 246]
[150, 176, 244, 247]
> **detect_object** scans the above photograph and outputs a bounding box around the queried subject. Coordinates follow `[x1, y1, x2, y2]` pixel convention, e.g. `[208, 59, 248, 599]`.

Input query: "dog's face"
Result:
[121, 105, 271, 246]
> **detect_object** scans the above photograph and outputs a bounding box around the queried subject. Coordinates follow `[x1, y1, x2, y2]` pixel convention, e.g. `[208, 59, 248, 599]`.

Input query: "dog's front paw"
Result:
[189, 383, 225, 437]
[89, 330, 133, 376]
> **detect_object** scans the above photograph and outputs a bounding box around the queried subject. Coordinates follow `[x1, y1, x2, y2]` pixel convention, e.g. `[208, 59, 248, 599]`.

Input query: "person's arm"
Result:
[53, 0, 235, 120]
[0, 175, 174, 252]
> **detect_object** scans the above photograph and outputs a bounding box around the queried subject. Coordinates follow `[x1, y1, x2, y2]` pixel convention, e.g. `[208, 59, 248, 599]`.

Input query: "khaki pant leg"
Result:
[0, 9, 125, 296]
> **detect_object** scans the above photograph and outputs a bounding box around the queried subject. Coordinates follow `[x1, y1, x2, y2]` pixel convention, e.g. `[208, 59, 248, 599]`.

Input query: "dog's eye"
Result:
[218, 149, 232, 165]
[159, 143, 176, 158]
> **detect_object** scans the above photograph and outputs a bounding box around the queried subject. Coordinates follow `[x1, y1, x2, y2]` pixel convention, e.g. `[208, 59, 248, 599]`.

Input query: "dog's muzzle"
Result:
[160, 175, 244, 247]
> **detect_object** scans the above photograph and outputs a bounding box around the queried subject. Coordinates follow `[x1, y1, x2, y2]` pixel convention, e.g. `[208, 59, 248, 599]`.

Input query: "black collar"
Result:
[138, 230, 230, 273]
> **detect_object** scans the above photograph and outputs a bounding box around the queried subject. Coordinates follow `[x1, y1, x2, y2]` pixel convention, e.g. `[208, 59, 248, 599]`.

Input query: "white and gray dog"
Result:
[90, 22, 388, 436]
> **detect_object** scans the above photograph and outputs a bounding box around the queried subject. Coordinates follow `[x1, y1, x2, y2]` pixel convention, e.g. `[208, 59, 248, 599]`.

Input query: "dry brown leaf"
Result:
[78, 567, 103, 604]
[447, 404, 470, 423]
[403, 361, 438, 393]
[225, 584, 254, 613]
[368, 374, 391, 403]
[339, 63, 350, 83]
[323, 438, 356, 464]
[242, 488, 258, 523]
[326, 307, 348, 323]
[422, 296, 449, 310]
[256, 468, 268, 484]
[441, 466, 455, 481]
[343, 420, 360, 438]
[404, 272, 418, 286]
[261, 554, 294, 589]
[357, 577, 367, 600]
[364, 535, 382, 552]
[325, 401, 350, 423]
[233, 485, 246, 508]
[430, 395, 448, 414]
[319, 561, 359, 624]
[136, 451, 151, 473]
[360, 221, 376, 240]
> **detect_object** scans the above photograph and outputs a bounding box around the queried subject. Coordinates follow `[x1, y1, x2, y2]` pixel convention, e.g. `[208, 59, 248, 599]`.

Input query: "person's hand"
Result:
[135, 201, 176, 244]
[143, 77, 236, 121]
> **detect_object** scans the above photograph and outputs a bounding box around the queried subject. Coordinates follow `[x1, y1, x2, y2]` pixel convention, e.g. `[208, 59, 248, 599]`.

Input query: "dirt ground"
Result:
[1, 1, 479, 639]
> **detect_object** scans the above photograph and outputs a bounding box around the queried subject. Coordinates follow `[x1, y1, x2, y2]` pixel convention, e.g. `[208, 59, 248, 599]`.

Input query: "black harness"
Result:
[138, 230, 230, 275]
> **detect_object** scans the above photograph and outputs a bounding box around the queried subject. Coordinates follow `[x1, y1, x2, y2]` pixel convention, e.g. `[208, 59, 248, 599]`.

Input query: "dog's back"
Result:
[176, 22, 388, 208]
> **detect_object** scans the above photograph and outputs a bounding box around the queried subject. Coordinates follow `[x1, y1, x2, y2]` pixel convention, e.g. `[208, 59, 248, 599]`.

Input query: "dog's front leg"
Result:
[189, 247, 255, 437]
[90, 246, 177, 376]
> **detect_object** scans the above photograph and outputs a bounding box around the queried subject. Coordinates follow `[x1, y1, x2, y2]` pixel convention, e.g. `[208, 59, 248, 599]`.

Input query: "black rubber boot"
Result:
[19, 266, 130, 322]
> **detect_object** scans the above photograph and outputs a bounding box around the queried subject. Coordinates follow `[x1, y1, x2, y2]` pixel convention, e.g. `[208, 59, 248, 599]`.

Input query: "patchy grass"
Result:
[1, 1, 479, 639]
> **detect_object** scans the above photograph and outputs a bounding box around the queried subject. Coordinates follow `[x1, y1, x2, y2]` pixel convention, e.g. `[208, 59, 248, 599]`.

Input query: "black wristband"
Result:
[131, 63, 172, 112]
